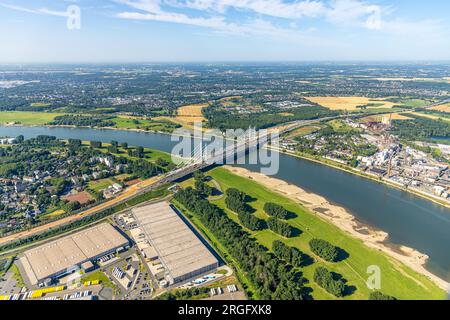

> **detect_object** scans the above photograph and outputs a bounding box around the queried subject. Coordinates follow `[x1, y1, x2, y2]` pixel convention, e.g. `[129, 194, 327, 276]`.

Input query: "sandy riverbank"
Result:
[223, 165, 450, 291]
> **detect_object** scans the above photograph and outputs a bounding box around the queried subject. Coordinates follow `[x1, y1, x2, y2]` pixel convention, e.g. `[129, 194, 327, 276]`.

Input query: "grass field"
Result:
[80, 270, 119, 294]
[30, 102, 51, 107]
[0, 111, 64, 125]
[400, 99, 433, 108]
[328, 119, 357, 133]
[304, 96, 397, 111]
[85, 141, 174, 166]
[285, 125, 323, 139]
[88, 179, 114, 192]
[179, 167, 445, 300]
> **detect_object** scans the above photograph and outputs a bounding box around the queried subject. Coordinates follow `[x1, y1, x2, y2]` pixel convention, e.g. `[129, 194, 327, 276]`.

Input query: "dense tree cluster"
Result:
[264, 203, 290, 219]
[369, 291, 397, 300]
[272, 240, 303, 267]
[49, 115, 115, 127]
[267, 217, 295, 238]
[314, 267, 346, 297]
[309, 239, 339, 262]
[125, 159, 162, 179]
[195, 179, 214, 196]
[174, 187, 309, 300]
[127, 146, 145, 158]
[156, 287, 210, 300]
[225, 188, 251, 214]
[390, 115, 450, 140]
[90, 141, 102, 148]
[193, 171, 214, 197]
[238, 212, 266, 231]
[204, 104, 338, 130]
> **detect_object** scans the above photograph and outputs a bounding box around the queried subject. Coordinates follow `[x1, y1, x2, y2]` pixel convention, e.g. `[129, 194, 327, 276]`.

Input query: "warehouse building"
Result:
[20, 223, 129, 286]
[131, 202, 218, 285]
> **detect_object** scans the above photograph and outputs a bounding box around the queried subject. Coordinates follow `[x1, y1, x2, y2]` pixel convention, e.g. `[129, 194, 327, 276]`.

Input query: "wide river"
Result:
[2, 126, 450, 281]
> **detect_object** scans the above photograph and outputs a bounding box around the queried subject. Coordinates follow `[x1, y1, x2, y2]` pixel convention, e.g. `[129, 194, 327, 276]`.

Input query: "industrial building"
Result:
[131, 202, 218, 285]
[20, 223, 129, 286]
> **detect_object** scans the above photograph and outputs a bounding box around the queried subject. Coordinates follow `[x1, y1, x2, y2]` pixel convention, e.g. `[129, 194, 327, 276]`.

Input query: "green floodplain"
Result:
[176, 167, 445, 300]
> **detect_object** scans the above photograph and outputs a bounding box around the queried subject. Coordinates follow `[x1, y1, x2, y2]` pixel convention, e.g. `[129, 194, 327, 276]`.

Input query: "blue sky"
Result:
[0, 0, 449, 62]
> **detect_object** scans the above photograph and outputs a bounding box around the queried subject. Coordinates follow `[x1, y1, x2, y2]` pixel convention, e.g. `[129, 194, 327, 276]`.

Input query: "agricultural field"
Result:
[431, 103, 450, 113]
[179, 167, 445, 300]
[372, 77, 450, 84]
[88, 178, 115, 192]
[409, 112, 450, 122]
[174, 103, 208, 126]
[362, 113, 414, 122]
[0, 111, 64, 125]
[304, 97, 397, 111]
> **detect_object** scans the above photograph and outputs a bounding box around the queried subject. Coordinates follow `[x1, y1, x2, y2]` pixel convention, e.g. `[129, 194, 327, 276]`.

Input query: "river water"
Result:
[2, 125, 450, 281]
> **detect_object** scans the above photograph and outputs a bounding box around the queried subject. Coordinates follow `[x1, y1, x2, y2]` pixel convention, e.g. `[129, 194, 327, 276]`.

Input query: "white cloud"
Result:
[117, 11, 227, 29]
[115, 0, 387, 33]
[0, 3, 70, 17]
[0, 3, 39, 14]
[115, 0, 321, 37]
[325, 0, 382, 29]
[181, 0, 325, 19]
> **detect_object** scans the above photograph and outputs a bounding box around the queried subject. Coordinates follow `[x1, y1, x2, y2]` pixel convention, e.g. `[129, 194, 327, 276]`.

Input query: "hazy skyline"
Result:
[1, 0, 450, 63]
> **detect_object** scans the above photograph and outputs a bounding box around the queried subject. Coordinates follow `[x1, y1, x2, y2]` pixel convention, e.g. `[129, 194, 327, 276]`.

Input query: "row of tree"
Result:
[272, 240, 303, 267]
[174, 187, 309, 300]
[309, 239, 339, 262]
[48, 115, 115, 127]
[193, 171, 214, 197]
[225, 188, 251, 214]
[267, 217, 295, 238]
[238, 212, 265, 231]
[264, 202, 290, 219]
[313, 267, 346, 297]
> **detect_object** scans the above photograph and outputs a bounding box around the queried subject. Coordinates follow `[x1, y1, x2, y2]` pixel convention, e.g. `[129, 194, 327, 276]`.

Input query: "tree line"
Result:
[174, 187, 309, 300]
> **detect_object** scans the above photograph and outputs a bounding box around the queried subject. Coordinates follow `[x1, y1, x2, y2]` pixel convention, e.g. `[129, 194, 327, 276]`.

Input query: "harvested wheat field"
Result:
[175, 103, 207, 125]
[304, 96, 396, 110]
[430, 104, 450, 113]
[177, 103, 207, 118]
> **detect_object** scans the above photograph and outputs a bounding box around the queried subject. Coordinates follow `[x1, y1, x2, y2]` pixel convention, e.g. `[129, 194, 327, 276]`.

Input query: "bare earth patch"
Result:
[63, 191, 93, 205]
